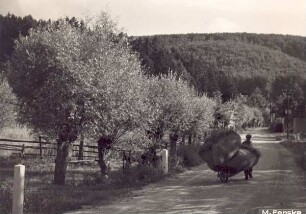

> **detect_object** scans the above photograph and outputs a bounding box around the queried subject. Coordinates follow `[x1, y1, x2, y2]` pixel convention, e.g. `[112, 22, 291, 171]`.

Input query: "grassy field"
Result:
[0, 126, 33, 140]
[0, 126, 162, 213]
[0, 155, 169, 214]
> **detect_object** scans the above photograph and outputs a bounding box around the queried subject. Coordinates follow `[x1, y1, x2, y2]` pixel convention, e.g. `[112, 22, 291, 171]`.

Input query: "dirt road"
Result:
[67, 129, 306, 214]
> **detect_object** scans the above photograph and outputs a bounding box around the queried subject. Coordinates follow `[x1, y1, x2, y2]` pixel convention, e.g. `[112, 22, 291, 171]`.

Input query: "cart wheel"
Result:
[219, 172, 229, 183]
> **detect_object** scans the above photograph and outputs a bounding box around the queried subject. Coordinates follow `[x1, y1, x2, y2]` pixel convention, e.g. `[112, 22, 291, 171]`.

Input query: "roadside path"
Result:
[66, 129, 306, 214]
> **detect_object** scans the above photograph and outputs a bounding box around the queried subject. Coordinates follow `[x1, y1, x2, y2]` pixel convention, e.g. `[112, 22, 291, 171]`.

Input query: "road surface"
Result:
[67, 129, 306, 214]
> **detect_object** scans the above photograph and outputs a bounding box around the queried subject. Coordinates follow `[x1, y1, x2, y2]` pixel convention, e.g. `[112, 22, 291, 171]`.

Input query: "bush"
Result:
[109, 165, 164, 187]
[177, 144, 203, 168]
[270, 122, 284, 132]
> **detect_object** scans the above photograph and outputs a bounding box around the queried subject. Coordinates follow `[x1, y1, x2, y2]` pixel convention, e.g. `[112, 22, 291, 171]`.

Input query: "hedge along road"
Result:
[66, 129, 306, 214]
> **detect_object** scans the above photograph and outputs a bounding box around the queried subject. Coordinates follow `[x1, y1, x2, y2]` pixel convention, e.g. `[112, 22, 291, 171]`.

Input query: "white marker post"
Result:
[161, 149, 168, 174]
[12, 164, 25, 214]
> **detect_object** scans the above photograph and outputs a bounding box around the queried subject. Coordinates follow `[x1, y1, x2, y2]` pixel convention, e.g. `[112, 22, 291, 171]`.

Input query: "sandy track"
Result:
[66, 130, 306, 214]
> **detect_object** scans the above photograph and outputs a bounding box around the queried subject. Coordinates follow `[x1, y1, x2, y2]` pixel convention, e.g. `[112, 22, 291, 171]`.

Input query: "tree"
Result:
[0, 74, 15, 130]
[143, 74, 191, 163]
[7, 12, 146, 183]
[144, 74, 215, 165]
[219, 75, 237, 101]
[82, 18, 147, 175]
[213, 94, 265, 130]
[181, 95, 216, 145]
[272, 76, 305, 118]
[7, 20, 89, 184]
[248, 87, 268, 108]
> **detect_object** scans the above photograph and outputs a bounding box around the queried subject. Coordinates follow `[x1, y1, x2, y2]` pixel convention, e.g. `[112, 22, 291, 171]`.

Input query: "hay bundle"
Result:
[199, 130, 260, 172]
[199, 130, 241, 170]
[224, 147, 260, 173]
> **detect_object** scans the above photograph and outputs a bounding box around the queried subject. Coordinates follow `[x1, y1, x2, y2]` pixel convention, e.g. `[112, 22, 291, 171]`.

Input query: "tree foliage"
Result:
[144, 74, 215, 141]
[131, 36, 306, 97]
[0, 74, 15, 130]
[214, 95, 265, 129]
[131, 34, 306, 119]
[6, 12, 150, 181]
[7, 20, 85, 138]
[79, 16, 147, 143]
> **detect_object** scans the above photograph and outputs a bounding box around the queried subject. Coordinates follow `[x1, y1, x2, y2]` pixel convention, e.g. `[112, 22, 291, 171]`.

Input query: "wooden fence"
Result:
[0, 137, 98, 160]
[0, 137, 145, 169]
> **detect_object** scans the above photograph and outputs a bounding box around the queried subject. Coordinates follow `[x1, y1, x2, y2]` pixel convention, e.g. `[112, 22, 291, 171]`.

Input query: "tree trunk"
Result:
[97, 136, 112, 176]
[169, 132, 179, 166]
[193, 133, 197, 144]
[203, 131, 208, 141]
[54, 139, 71, 185]
[53, 124, 78, 185]
[188, 134, 192, 145]
[182, 134, 186, 144]
[78, 135, 84, 160]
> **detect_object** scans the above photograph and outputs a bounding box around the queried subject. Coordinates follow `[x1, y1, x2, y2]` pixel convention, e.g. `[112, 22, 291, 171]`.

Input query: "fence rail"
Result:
[0, 137, 99, 160]
[0, 137, 153, 169]
[0, 138, 49, 144]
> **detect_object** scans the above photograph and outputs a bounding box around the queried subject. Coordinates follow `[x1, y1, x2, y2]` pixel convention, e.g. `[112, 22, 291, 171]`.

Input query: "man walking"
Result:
[242, 134, 253, 180]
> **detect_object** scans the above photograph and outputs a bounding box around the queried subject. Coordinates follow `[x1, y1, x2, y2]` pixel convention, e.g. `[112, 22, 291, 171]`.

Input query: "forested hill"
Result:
[130, 33, 306, 100]
[131, 33, 306, 62]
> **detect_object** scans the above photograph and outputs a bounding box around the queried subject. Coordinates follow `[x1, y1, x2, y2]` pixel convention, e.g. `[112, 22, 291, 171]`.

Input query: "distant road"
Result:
[67, 128, 306, 214]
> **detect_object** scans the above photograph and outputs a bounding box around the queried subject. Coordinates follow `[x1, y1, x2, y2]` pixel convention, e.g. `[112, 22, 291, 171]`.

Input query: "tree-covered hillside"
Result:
[0, 14, 40, 62]
[131, 33, 306, 62]
[131, 34, 306, 103]
[0, 14, 81, 63]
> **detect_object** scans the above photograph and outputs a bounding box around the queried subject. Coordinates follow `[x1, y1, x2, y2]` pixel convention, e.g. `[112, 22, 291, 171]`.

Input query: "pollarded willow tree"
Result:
[144, 74, 191, 145]
[7, 12, 147, 183]
[182, 95, 216, 143]
[80, 17, 148, 176]
[7, 19, 95, 185]
[144, 74, 216, 163]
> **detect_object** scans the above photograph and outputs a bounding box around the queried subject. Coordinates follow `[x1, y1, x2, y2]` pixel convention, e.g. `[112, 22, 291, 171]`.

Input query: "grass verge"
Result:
[280, 141, 305, 170]
[0, 156, 168, 214]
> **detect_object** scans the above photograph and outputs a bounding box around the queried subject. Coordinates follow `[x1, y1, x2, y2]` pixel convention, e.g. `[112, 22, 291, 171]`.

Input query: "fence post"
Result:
[39, 136, 42, 159]
[122, 150, 126, 170]
[127, 150, 131, 168]
[12, 164, 25, 214]
[161, 149, 168, 174]
[21, 145, 25, 158]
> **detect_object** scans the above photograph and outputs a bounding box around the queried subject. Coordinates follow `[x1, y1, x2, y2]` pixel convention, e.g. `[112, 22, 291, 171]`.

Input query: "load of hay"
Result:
[199, 130, 260, 173]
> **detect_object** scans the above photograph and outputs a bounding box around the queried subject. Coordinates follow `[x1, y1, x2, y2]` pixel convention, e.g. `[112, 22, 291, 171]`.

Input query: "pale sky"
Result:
[0, 0, 305, 36]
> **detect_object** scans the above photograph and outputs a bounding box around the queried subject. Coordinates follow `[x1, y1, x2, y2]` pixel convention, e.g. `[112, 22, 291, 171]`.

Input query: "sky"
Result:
[0, 0, 305, 36]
